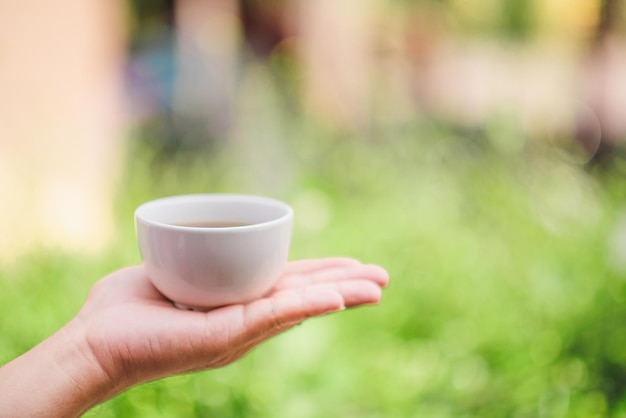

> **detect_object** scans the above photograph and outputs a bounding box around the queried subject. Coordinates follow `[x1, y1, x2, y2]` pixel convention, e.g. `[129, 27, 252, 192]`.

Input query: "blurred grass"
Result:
[2, 112, 626, 417]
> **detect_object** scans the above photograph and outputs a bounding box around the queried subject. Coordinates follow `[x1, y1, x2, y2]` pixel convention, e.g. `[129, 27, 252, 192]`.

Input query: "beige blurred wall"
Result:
[296, 0, 377, 130]
[0, 1, 126, 262]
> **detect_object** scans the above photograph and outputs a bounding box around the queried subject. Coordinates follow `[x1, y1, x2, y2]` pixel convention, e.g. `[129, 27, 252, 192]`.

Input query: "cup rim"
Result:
[135, 193, 293, 233]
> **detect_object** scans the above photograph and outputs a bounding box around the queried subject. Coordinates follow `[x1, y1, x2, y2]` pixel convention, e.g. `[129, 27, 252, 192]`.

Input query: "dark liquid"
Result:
[173, 221, 251, 228]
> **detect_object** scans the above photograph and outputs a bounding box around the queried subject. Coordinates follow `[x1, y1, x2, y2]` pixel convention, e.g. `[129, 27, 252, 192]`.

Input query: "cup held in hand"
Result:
[135, 194, 293, 311]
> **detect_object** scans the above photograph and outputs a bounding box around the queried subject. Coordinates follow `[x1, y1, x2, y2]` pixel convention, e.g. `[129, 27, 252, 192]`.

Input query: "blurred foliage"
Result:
[3, 107, 626, 416]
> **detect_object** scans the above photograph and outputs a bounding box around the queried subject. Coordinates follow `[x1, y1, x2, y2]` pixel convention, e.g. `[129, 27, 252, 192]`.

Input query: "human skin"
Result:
[0, 257, 389, 417]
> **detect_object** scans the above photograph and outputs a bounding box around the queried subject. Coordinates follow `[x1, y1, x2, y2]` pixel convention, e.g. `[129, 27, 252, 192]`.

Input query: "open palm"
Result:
[74, 258, 389, 388]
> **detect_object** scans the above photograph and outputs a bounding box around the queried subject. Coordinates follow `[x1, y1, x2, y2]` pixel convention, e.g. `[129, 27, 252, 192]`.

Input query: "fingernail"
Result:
[326, 304, 346, 314]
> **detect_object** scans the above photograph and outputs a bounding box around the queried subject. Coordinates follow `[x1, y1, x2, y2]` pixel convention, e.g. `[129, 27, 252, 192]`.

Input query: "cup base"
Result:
[173, 302, 212, 312]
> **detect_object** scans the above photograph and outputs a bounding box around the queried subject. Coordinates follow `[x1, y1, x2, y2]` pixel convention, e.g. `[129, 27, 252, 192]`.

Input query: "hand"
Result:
[0, 257, 388, 418]
[76, 257, 389, 390]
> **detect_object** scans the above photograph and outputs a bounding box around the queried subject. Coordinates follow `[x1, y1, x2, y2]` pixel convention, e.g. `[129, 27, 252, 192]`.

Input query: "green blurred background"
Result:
[2, 0, 626, 416]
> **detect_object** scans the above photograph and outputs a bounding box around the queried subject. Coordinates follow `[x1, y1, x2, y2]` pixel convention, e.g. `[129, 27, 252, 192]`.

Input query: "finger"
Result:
[273, 264, 390, 292]
[283, 257, 362, 274]
[201, 279, 385, 367]
[306, 279, 383, 308]
[229, 279, 383, 358]
[212, 286, 342, 348]
[240, 279, 383, 342]
[247, 286, 345, 330]
[198, 285, 345, 366]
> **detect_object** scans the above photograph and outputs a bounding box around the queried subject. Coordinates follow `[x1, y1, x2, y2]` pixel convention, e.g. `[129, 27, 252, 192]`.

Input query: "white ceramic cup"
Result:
[135, 194, 293, 310]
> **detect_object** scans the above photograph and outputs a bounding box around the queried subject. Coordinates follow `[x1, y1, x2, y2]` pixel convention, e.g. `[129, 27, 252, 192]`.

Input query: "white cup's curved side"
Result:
[135, 194, 293, 310]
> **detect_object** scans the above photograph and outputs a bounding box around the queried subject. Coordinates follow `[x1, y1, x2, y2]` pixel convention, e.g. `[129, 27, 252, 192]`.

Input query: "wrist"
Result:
[53, 319, 124, 412]
[0, 318, 123, 418]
